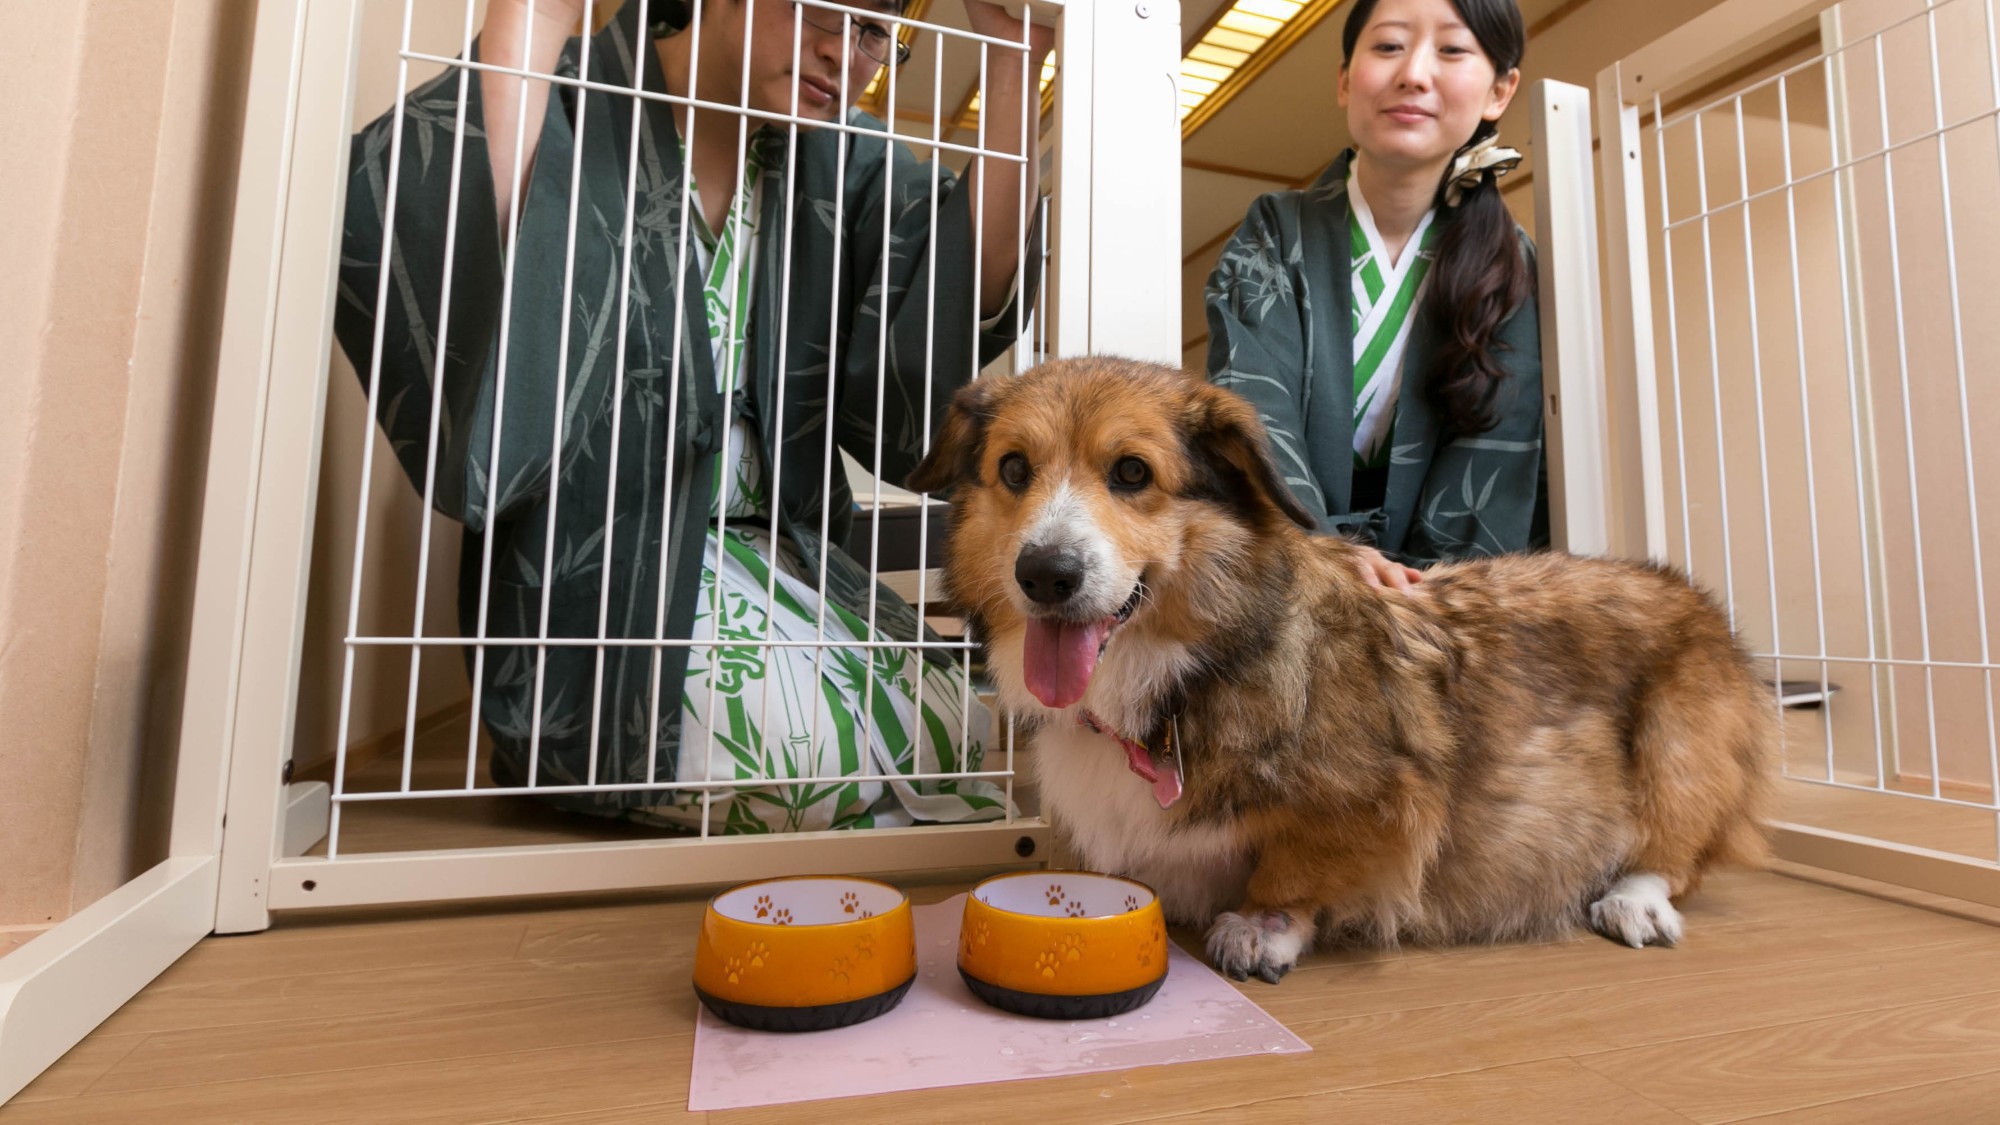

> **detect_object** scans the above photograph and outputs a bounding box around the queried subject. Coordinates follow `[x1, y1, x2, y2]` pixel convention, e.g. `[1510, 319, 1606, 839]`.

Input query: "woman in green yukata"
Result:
[1205, 0, 1545, 589]
[334, 0, 1048, 833]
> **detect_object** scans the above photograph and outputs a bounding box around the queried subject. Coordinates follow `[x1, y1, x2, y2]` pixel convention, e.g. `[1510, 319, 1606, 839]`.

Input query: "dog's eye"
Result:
[998, 452, 1032, 492]
[1111, 456, 1151, 491]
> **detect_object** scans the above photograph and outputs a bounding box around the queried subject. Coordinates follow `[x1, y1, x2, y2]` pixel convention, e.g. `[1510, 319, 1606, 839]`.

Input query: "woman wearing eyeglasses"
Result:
[334, 0, 1050, 833]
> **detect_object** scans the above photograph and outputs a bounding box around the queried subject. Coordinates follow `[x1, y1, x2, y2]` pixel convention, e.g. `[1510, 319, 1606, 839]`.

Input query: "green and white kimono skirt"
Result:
[634, 134, 1004, 834]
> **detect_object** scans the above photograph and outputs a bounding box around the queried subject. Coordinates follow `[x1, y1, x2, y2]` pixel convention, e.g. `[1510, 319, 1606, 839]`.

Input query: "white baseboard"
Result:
[284, 781, 331, 857]
[1771, 821, 2000, 909]
[0, 856, 217, 1104]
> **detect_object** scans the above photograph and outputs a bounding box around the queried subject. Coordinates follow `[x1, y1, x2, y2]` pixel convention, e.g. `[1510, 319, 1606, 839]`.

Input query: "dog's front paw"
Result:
[1205, 910, 1304, 984]
[1588, 873, 1684, 949]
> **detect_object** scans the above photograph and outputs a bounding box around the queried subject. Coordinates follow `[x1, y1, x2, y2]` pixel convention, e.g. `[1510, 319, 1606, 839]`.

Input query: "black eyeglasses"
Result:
[795, 3, 912, 68]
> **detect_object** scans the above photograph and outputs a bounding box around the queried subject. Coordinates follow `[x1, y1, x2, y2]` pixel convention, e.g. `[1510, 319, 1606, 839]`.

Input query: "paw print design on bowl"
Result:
[1057, 932, 1086, 963]
[959, 871, 1168, 1021]
[696, 876, 917, 1032]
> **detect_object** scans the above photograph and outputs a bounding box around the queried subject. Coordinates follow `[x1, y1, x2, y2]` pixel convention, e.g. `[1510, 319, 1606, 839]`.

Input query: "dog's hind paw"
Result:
[1205, 910, 1305, 984]
[1588, 873, 1684, 949]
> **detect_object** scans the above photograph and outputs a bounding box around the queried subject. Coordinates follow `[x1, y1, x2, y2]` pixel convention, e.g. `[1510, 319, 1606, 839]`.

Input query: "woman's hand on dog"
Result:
[1356, 546, 1423, 592]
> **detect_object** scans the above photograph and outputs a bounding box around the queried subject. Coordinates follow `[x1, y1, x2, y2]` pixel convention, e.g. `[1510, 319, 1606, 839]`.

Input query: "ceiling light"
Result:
[1181, 0, 1315, 123]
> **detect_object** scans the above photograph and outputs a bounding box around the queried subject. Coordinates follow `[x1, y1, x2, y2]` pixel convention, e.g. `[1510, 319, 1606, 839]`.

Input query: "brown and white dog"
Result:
[907, 358, 1775, 983]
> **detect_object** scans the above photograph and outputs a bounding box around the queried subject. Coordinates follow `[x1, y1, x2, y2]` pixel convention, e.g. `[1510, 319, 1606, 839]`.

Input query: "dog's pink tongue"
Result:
[1023, 617, 1114, 709]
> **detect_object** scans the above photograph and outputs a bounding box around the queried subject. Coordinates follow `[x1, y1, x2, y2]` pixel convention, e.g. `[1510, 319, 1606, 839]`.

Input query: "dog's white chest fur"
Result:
[1033, 720, 1250, 927]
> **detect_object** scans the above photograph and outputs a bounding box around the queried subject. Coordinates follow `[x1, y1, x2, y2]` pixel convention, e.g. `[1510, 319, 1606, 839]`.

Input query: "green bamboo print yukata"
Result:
[1204, 150, 1548, 563]
[333, 4, 1034, 830]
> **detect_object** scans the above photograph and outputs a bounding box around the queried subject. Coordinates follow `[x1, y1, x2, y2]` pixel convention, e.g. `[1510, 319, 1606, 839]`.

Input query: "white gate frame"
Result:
[1530, 79, 1613, 558]
[1595, 0, 2000, 908]
[0, 0, 1183, 1101]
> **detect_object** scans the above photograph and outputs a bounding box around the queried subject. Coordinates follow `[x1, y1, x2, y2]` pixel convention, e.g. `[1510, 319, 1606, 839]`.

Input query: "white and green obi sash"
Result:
[685, 132, 773, 520]
[1348, 173, 1439, 471]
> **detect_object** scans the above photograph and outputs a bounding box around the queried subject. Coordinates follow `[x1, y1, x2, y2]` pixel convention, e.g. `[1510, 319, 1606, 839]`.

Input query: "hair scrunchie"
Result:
[1443, 133, 1522, 208]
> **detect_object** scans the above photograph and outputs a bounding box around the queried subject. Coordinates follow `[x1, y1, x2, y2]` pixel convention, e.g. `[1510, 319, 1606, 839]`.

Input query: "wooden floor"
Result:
[15, 692, 1992, 1121]
[10, 862, 2000, 1123]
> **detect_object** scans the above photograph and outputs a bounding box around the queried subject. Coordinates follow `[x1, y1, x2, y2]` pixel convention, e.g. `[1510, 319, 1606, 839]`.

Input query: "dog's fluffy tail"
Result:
[1626, 638, 1779, 895]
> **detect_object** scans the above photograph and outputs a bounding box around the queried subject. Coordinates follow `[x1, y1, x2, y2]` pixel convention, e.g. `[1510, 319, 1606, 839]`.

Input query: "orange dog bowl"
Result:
[693, 876, 916, 1032]
[958, 871, 1168, 1019]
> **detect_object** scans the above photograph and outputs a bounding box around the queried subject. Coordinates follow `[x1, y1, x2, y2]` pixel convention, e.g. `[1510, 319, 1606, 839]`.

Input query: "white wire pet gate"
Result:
[201, 0, 1182, 936]
[329, 0, 1051, 863]
[1600, 0, 2000, 901]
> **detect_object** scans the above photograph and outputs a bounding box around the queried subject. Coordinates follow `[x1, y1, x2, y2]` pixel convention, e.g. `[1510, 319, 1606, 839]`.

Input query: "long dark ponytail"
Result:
[1341, 0, 1530, 436]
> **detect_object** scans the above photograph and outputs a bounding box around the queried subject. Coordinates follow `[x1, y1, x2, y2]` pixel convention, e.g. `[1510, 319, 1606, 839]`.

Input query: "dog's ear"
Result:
[906, 377, 1003, 495]
[1185, 382, 1318, 531]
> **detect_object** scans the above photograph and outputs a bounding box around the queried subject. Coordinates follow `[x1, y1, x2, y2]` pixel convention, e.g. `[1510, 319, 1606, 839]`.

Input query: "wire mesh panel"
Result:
[1611, 0, 2000, 867]
[290, 0, 1076, 897]
[184, 0, 1182, 929]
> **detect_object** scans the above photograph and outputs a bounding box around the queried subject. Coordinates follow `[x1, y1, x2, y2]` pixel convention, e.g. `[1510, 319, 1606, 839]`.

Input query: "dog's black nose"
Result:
[1016, 546, 1085, 606]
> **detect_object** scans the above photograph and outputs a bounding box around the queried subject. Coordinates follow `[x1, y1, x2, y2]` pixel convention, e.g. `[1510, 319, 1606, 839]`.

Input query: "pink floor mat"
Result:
[688, 892, 1310, 1110]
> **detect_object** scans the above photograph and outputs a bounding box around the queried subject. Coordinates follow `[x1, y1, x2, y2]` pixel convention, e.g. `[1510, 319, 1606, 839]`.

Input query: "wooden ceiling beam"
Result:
[1182, 157, 1298, 183]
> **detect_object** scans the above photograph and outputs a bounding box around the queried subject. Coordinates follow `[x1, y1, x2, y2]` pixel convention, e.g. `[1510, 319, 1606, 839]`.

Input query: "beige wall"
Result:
[0, 0, 254, 928]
